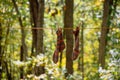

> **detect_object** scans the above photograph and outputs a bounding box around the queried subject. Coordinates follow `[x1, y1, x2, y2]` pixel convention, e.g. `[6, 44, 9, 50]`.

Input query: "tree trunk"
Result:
[36, 0, 45, 75]
[81, 22, 84, 80]
[0, 23, 2, 80]
[29, 0, 45, 75]
[4, 61, 12, 80]
[99, 0, 113, 68]
[29, 0, 38, 55]
[36, 0, 44, 55]
[12, 0, 28, 79]
[64, 0, 74, 77]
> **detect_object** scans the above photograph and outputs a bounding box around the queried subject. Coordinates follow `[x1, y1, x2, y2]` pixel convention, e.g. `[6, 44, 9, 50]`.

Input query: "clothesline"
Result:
[1, 27, 120, 30]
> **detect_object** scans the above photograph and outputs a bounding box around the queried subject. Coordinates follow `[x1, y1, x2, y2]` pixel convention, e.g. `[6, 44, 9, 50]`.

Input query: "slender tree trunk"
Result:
[0, 23, 2, 80]
[99, 0, 113, 68]
[0, 22, 13, 80]
[12, 0, 28, 79]
[81, 22, 84, 80]
[64, 0, 74, 77]
[4, 61, 12, 80]
[5, 24, 12, 80]
[77, 22, 84, 80]
[29, 0, 45, 75]
[0, 23, 10, 80]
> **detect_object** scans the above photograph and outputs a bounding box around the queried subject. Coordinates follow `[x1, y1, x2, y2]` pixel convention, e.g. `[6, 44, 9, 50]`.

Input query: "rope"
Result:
[2, 27, 120, 30]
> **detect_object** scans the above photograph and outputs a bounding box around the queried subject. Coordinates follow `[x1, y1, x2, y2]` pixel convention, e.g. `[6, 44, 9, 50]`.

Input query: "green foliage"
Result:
[0, 0, 120, 80]
[99, 50, 120, 80]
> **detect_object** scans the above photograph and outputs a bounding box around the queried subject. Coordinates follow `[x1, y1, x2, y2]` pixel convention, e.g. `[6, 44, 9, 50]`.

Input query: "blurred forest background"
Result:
[0, 0, 120, 80]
